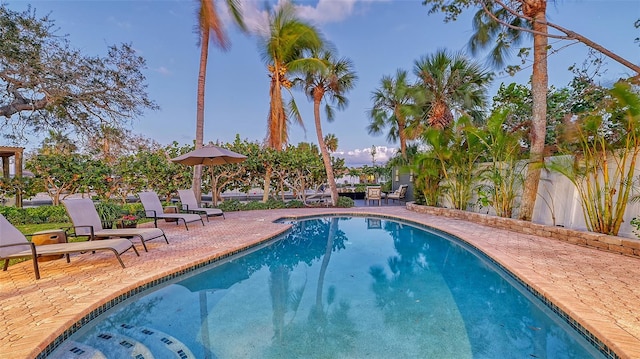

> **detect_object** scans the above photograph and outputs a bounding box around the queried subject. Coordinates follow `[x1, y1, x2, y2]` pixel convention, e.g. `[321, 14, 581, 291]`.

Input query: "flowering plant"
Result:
[120, 214, 138, 226]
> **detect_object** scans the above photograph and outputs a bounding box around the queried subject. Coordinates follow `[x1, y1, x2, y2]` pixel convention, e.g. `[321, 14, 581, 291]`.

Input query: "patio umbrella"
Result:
[171, 145, 247, 166]
[171, 145, 247, 205]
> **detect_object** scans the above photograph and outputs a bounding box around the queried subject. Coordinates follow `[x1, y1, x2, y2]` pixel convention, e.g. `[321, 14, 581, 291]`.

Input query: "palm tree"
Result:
[192, 0, 245, 202]
[259, 2, 324, 201]
[424, 0, 640, 220]
[324, 133, 338, 152]
[413, 49, 492, 130]
[368, 69, 416, 160]
[470, 1, 546, 221]
[297, 50, 357, 206]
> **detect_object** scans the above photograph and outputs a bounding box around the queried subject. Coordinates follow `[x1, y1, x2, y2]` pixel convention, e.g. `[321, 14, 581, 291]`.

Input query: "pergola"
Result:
[0, 146, 24, 207]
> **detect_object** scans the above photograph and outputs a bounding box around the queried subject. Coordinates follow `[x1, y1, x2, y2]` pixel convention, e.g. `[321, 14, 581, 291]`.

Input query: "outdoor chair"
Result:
[0, 214, 138, 280]
[387, 184, 409, 203]
[304, 185, 331, 206]
[138, 191, 204, 230]
[365, 186, 384, 206]
[177, 189, 225, 221]
[62, 198, 169, 252]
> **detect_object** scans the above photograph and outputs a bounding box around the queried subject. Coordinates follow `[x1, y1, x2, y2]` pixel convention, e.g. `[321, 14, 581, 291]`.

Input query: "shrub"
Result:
[265, 198, 286, 209]
[122, 203, 145, 218]
[0, 206, 29, 224]
[243, 201, 270, 211]
[29, 205, 69, 223]
[285, 200, 305, 208]
[354, 184, 367, 192]
[0, 205, 69, 224]
[217, 199, 242, 212]
[94, 201, 121, 227]
[336, 196, 355, 208]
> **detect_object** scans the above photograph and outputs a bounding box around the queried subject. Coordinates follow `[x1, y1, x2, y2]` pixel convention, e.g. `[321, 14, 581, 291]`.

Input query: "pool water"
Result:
[50, 216, 605, 358]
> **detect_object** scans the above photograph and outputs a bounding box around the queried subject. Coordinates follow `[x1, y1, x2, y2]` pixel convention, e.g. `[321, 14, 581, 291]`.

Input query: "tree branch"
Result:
[483, 0, 640, 76]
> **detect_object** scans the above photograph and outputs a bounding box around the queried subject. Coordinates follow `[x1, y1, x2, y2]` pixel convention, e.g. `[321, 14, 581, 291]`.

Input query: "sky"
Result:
[5, 0, 640, 166]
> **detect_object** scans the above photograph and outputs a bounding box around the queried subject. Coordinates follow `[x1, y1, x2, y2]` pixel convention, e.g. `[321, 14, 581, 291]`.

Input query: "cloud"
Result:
[332, 145, 397, 167]
[295, 0, 358, 24]
[234, 0, 382, 35]
[155, 66, 172, 76]
[107, 16, 132, 30]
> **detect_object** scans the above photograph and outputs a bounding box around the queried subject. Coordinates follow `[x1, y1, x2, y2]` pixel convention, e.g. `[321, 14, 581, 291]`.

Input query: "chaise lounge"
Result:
[0, 214, 138, 279]
[62, 198, 169, 252]
[387, 184, 408, 203]
[177, 189, 225, 221]
[138, 191, 204, 230]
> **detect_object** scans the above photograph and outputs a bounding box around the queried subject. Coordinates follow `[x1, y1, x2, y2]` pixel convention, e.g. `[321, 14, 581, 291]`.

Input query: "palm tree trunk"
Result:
[193, 26, 209, 203]
[519, 2, 548, 221]
[313, 90, 338, 206]
[394, 107, 407, 159]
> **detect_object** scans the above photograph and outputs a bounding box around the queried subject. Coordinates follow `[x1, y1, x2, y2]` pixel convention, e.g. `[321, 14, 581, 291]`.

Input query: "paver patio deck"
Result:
[1, 206, 639, 358]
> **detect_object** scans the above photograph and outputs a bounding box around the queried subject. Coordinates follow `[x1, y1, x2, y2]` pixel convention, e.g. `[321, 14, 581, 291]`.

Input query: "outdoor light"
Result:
[394, 169, 399, 182]
[409, 170, 414, 182]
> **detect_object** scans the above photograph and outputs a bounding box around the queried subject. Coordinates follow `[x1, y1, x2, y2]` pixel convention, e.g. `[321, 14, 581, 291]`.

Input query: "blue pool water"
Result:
[50, 216, 605, 358]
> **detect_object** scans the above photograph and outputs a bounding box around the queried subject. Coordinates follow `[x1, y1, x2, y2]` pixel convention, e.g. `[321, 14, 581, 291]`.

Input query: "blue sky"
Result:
[6, 0, 640, 166]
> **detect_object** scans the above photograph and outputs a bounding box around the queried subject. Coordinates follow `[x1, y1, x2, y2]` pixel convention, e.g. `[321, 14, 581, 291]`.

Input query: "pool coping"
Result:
[1, 207, 638, 359]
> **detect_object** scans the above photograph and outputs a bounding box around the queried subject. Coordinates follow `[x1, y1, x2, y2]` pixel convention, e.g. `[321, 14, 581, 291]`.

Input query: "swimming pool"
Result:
[49, 216, 606, 358]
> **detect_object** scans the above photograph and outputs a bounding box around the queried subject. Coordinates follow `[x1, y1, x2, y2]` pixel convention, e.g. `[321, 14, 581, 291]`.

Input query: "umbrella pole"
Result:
[211, 166, 215, 206]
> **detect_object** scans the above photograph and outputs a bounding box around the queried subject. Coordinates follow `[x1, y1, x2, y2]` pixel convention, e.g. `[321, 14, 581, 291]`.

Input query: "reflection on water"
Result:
[51, 217, 604, 359]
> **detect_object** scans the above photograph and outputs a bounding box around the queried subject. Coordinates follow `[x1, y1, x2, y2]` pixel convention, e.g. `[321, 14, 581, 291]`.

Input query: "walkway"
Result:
[1, 206, 639, 358]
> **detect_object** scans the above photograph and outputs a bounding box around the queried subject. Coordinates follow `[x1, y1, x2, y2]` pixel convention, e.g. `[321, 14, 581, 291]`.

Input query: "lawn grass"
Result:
[16, 222, 72, 235]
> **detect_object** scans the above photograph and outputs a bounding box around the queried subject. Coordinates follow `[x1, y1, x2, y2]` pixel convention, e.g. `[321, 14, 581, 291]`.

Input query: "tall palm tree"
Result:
[259, 1, 324, 201]
[368, 69, 416, 160]
[469, 0, 546, 221]
[297, 50, 357, 206]
[413, 49, 492, 130]
[324, 133, 338, 152]
[192, 0, 245, 202]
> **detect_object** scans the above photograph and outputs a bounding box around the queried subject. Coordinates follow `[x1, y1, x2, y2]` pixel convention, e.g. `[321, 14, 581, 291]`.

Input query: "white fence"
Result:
[459, 155, 640, 239]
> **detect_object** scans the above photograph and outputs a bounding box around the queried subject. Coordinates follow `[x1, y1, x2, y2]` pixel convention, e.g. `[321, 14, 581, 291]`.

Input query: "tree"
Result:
[0, 5, 158, 142]
[470, 109, 525, 218]
[26, 153, 86, 205]
[192, 0, 245, 203]
[429, 117, 485, 210]
[548, 83, 640, 235]
[413, 49, 492, 129]
[258, 1, 324, 201]
[368, 69, 416, 159]
[298, 50, 357, 206]
[491, 82, 571, 150]
[422, 0, 640, 221]
[134, 143, 192, 201]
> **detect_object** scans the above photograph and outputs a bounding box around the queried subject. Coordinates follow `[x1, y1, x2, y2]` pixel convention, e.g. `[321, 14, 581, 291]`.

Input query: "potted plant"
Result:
[94, 201, 121, 229]
[117, 214, 138, 228]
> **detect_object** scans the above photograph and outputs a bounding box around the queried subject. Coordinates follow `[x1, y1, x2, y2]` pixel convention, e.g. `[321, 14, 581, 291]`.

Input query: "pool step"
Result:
[47, 340, 107, 359]
[117, 323, 195, 358]
[84, 332, 154, 358]
[49, 325, 195, 359]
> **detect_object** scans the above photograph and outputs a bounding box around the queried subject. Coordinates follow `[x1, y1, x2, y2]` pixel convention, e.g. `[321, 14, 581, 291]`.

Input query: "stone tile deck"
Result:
[1, 206, 639, 358]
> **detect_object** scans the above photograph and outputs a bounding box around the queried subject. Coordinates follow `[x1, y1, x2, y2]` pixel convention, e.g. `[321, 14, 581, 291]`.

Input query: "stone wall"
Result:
[407, 203, 640, 258]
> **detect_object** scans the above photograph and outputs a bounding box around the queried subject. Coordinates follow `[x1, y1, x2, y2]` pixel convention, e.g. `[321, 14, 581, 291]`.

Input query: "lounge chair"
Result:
[365, 186, 384, 206]
[304, 185, 331, 206]
[177, 189, 225, 221]
[387, 184, 409, 203]
[0, 214, 138, 280]
[138, 191, 204, 230]
[62, 198, 169, 252]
